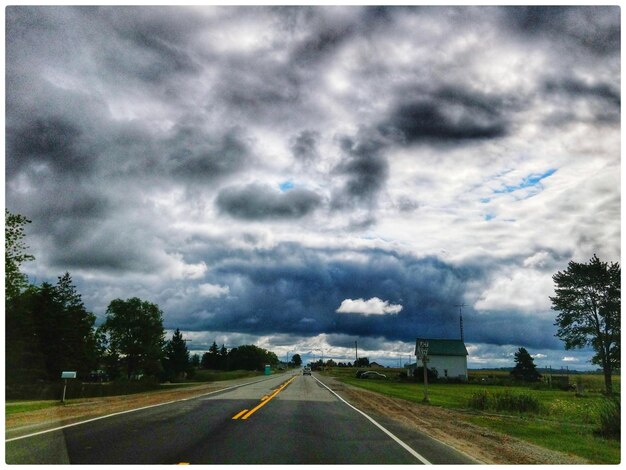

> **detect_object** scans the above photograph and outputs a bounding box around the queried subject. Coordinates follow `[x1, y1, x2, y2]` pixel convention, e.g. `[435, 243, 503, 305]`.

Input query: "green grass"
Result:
[465, 415, 620, 464]
[323, 367, 620, 464]
[6, 400, 60, 415]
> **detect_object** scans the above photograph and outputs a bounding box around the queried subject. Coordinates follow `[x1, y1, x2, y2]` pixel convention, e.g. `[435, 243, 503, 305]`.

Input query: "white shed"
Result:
[415, 338, 468, 381]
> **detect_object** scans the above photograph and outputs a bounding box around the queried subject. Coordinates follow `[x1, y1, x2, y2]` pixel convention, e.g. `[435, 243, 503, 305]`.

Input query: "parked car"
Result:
[359, 371, 386, 379]
[303, 367, 312, 375]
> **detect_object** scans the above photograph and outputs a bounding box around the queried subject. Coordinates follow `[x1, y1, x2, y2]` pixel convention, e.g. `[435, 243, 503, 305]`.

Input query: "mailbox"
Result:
[61, 371, 77, 379]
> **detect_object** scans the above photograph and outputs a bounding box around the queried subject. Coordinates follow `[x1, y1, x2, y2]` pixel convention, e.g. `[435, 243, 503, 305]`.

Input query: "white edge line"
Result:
[5, 376, 274, 443]
[313, 375, 432, 465]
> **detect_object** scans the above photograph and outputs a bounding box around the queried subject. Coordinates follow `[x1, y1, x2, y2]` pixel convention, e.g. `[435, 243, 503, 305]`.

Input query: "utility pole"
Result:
[455, 303, 466, 341]
[355, 341, 358, 364]
[417, 341, 429, 403]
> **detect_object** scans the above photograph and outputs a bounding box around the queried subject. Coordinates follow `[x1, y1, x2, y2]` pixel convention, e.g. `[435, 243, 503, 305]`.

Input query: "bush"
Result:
[468, 390, 540, 413]
[595, 398, 620, 439]
[468, 390, 490, 410]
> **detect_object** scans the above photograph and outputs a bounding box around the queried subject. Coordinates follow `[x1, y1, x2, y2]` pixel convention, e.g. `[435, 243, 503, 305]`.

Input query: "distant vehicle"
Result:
[303, 367, 312, 375]
[359, 371, 386, 379]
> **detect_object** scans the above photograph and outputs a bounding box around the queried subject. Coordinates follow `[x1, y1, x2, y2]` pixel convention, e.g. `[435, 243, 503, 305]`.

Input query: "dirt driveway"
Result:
[6, 377, 587, 464]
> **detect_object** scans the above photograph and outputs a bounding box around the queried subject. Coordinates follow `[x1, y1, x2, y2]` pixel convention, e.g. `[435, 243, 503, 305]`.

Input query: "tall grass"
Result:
[595, 397, 620, 439]
[468, 390, 540, 413]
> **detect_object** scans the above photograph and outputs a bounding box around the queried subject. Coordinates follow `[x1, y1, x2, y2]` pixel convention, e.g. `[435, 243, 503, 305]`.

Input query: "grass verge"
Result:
[324, 368, 620, 464]
[6, 401, 61, 416]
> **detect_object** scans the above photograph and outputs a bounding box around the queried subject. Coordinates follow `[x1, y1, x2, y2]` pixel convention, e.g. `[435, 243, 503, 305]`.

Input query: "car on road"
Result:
[358, 371, 386, 379]
[302, 366, 312, 375]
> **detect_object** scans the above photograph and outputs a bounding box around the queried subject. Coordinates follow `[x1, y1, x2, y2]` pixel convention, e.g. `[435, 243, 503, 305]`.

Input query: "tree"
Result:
[510, 347, 541, 382]
[227, 344, 278, 371]
[550, 255, 620, 395]
[291, 353, 302, 367]
[101, 298, 165, 379]
[354, 357, 370, 367]
[219, 344, 229, 370]
[5, 210, 35, 301]
[201, 341, 221, 369]
[5, 284, 47, 383]
[53, 273, 99, 376]
[7, 273, 98, 382]
[163, 329, 191, 381]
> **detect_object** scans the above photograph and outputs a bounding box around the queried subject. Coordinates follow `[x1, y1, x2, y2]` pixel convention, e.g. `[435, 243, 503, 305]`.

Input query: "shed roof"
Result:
[415, 338, 468, 357]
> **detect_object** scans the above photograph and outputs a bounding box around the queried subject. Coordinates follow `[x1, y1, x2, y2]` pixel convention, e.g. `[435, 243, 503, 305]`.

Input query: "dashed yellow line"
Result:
[232, 376, 296, 420]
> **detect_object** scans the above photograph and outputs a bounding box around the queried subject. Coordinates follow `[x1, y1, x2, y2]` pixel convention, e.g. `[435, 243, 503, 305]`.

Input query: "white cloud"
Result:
[197, 283, 230, 298]
[336, 297, 403, 315]
[474, 269, 554, 313]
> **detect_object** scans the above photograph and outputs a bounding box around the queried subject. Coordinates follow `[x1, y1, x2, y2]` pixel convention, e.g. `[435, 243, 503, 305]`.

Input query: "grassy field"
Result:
[5, 400, 61, 416]
[321, 367, 620, 464]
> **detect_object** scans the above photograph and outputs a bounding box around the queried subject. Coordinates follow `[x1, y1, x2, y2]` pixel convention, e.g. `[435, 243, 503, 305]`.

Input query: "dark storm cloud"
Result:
[332, 131, 389, 209]
[287, 6, 393, 68]
[544, 79, 620, 107]
[216, 183, 323, 220]
[167, 127, 252, 182]
[380, 87, 508, 144]
[541, 78, 621, 126]
[7, 116, 87, 175]
[505, 6, 620, 55]
[172, 243, 562, 350]
[5, 78, 112, 179]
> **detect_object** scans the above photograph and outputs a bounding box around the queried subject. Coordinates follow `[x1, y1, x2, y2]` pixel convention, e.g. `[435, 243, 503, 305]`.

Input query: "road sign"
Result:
[417, 341, 429, 359]
[61, 371, 77, 403]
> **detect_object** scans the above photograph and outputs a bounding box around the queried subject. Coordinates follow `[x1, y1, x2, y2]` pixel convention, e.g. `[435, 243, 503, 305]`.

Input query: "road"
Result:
[6, 372, 476, 464]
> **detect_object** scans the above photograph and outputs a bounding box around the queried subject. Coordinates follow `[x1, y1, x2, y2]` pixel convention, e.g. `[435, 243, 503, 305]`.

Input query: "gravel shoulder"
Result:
[6, 376, 588, 464]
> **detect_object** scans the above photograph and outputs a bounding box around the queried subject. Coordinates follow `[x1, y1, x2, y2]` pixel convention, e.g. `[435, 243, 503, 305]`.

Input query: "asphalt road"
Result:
[6, 372, 476, 464]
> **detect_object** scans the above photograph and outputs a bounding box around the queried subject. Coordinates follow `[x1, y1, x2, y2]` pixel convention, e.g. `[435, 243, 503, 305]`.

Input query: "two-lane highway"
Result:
[6, 372, 476, 464]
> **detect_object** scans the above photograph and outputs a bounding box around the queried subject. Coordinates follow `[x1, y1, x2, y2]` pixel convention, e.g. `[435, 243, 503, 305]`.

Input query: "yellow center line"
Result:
[231, 409, 249, 420]
[233, 376, 296, 420]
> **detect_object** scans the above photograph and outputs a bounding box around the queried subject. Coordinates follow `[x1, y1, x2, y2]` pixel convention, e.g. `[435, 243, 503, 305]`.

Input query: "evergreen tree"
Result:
[510, 347, 541, 382]
[202, 341, 220, 369]
[163, 329, 191, 381]
[219, 344, 228, 370]
[53, 273, 98, 376]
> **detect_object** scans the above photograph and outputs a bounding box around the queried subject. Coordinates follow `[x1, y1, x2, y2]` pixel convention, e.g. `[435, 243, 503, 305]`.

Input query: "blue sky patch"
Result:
[279, 181, 294, 192]
[494, 168, 557, 194]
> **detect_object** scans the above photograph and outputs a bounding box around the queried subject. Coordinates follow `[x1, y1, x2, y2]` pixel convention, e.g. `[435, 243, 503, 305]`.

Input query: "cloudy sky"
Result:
[5, 6, 620, 369]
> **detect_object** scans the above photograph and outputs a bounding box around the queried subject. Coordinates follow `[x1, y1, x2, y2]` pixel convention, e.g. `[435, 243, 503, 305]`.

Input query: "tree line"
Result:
[5, 210, 279, 385]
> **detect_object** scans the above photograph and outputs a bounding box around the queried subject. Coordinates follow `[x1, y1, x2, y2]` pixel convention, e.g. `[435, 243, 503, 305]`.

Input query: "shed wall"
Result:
[423, 355, 467, 380]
